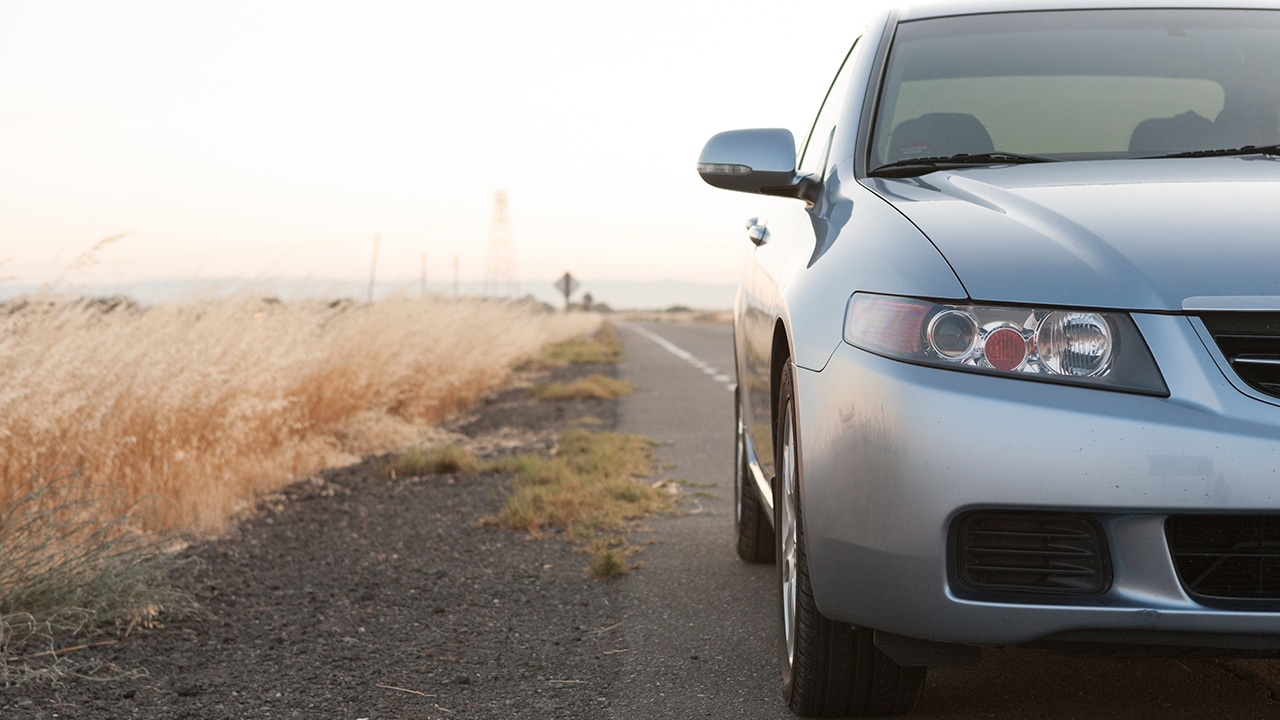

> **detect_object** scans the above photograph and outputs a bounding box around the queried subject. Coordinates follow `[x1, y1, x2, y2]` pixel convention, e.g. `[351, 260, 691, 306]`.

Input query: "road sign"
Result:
[554, 272, 579, 297]
[554, 272, 579, 311]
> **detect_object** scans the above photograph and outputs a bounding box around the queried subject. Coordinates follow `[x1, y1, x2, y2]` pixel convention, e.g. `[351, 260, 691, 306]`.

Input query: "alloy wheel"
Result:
[779, 398, 799, 670]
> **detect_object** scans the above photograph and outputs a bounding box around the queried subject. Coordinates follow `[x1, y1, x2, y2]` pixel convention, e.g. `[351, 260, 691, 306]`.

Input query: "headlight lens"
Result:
[844, 293, 1167, 395]
[1036, 311, 1112, 376]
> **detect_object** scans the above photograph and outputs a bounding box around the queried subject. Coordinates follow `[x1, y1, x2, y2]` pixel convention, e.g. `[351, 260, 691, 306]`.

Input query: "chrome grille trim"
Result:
[1196, 312, 1280, 401]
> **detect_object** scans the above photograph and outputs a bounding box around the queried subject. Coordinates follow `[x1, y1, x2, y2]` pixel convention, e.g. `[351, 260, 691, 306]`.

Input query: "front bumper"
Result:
[796, 312, 1280, 647]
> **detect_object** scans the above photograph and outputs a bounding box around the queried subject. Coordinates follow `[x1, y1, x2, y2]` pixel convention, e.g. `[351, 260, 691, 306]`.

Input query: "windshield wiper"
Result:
[868, 151, 1056, 178]
[1144, 144, 1280, 160]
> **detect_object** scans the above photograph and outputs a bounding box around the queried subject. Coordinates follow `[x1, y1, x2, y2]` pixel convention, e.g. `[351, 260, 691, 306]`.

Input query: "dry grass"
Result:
[394, 428, 670, 542]
[537, 322, 623, 366]
[391, 426, 671, 579]
[529, 375, 634, 401]
[0, 292, 598, 684]
[486, 428, 672, 538]
[392, 445, 485, 477]
[585, 535, 636, 580]
[617, 310, 732, 324]
[0, 293, 600, 534]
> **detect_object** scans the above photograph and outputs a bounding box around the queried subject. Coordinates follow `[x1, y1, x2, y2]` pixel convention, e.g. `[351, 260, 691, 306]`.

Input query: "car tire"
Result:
[735, 387, 775, 563]
[774, 364, 925, 717]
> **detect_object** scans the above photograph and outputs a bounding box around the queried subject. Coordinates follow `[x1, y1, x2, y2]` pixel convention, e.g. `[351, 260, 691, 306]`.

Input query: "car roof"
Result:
[899, 0, 1280, 21]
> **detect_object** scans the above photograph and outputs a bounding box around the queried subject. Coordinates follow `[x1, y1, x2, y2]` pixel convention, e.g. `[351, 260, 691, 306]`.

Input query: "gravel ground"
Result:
[2, 362, 631, 719]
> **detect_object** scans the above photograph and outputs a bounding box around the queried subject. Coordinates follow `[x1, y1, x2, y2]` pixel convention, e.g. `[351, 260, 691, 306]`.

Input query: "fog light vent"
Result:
[1167, 515, 1280, 601]
[955, 512, 1110, 595]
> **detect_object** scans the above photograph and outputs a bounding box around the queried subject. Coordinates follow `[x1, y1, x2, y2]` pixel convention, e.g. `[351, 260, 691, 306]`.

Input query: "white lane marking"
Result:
[625, 323, 738, 392]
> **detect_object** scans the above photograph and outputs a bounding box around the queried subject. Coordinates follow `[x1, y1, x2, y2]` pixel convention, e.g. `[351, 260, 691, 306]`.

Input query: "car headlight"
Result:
[843, 293, 1168, 395]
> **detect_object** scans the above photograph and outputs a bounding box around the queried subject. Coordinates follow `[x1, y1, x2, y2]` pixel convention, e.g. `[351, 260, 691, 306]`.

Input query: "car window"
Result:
[885, 76, 1223, 157]
[799, 37, 861, 178]
[870, 9, 1280, 166]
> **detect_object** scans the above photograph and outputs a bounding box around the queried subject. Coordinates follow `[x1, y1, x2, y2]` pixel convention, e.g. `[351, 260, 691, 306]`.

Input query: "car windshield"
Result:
[869, 9, 1280, 170]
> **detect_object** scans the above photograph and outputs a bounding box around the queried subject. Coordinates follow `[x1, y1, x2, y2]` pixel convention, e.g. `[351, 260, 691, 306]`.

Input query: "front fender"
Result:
[782, 165, 968, 373]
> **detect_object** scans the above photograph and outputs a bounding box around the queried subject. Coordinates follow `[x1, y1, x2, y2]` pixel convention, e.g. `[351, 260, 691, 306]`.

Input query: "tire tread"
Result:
[736, 475, 774, 562]
[735, 389, 774, 563]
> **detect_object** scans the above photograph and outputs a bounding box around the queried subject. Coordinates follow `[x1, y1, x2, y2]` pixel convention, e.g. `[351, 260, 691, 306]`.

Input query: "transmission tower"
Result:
[484, 190, 520, 297]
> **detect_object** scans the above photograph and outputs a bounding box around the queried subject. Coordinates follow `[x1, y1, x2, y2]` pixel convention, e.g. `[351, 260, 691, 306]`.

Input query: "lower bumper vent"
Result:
[954, 512, 1110, 596]
[1167, 515, 1280, 602]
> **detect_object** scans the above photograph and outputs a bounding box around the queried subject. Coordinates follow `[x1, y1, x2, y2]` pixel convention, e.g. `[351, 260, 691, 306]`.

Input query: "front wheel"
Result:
[774, 364, 925, 717]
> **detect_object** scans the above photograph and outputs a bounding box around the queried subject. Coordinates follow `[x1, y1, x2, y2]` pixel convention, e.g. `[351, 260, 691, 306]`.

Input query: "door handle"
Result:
[745, 218, 770, 246]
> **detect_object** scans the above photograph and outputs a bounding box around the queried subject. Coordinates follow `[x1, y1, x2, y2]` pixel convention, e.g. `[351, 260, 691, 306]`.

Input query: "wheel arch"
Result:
[769, 319, 792, 447]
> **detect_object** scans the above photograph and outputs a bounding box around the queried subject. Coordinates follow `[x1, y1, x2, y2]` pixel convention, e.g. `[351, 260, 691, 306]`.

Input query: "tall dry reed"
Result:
[0, 293, 598, 534]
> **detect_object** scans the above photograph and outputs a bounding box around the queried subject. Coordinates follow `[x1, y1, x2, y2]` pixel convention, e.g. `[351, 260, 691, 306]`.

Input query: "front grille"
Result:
[1197, 312, 1280, 399]
[954, 512, 1110, 595]
[1167, 515, 1280, 601]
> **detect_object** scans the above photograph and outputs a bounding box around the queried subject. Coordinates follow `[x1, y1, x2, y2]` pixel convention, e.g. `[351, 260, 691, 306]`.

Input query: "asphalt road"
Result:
[607, 319, 1280, 720]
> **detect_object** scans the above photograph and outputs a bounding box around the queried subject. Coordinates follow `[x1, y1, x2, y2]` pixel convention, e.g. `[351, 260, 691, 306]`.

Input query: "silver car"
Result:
[699, 1, 1280, 716]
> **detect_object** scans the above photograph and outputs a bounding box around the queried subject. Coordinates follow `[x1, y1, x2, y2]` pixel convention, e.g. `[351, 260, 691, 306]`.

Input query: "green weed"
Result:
[0, 476, 197, 687]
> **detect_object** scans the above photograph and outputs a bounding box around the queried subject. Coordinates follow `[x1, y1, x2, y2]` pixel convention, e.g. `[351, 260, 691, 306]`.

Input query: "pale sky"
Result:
[0, 0, 894, 291]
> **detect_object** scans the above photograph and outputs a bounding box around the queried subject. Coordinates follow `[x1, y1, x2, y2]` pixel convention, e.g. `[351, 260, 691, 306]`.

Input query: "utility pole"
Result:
[484, 190, 520, 297]
[452, 254, 460, 297]
[420, 252, 427, 297]
[367, 232, 380, 303]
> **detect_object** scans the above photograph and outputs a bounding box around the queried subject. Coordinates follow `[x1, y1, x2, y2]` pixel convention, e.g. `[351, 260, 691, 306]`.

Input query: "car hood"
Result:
[863, 158, 1280, 311]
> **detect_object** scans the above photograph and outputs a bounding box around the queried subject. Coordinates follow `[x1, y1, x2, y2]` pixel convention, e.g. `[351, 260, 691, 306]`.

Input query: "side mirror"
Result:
[697, 128, 813, 202]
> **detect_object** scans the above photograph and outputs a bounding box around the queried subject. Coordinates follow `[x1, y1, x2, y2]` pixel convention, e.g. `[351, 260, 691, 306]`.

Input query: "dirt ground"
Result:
[2, 362, 633, 719]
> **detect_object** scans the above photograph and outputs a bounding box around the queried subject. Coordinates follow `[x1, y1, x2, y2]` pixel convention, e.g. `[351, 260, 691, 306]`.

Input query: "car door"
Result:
[743, 38, 863, 486]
